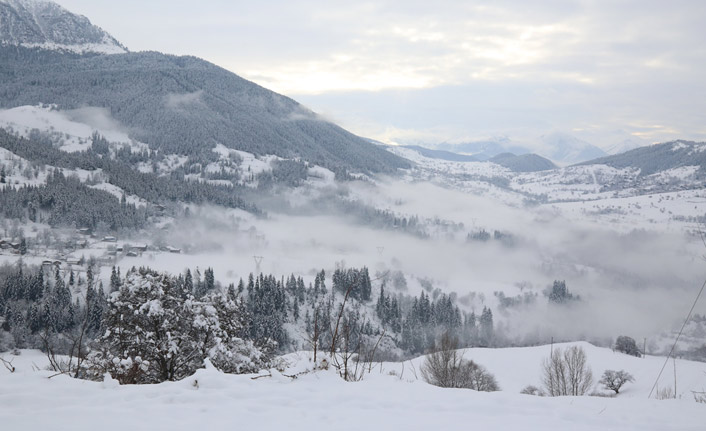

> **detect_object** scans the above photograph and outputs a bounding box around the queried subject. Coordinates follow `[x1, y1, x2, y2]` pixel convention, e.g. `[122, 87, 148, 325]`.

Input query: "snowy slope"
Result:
[388, 144, 706, 232]
[1, 343, 705, 430]
[0, 105, 146, 152]
[604, 137, 648, 155]
[0, 0, 126, 54]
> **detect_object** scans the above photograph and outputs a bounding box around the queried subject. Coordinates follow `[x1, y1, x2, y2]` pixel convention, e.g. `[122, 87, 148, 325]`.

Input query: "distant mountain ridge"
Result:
[537, 132, 607, 164]
[402, 145, 478, 162]
[576, 140, 706, 176]
[436, 138, 532, 161]
[436, 134, 608, 164]
[0, 0, 126, 54]
[399, 144, 555, 172]
[489, 152, 556, 172]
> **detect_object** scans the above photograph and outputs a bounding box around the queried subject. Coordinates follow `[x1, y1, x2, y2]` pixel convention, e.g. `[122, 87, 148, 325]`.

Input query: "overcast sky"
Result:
[54, 0, 706, 149]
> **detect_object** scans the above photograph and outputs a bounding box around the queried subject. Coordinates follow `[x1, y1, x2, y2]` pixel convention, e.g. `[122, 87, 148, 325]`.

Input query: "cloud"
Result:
[164, 91, 205, 110]
[54, 0, 706, 149]
[65, 106, 127, 133]
[131, 176, 706, 347]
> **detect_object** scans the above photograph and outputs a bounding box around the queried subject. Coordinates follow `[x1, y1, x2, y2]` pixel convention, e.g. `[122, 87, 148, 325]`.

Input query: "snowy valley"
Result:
[0, 1, 705, 429]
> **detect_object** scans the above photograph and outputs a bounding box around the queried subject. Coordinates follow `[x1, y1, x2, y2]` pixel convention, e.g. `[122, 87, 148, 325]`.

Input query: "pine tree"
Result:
[86, 266, 94, 289]
[296, 277, 306, 304]
[110, 266, 121, 292]
[194, 268, 202, 296]
[376, 284, 387, 321]
[479, 307, 494, 346]
[227, 283, 237, 300]
[204, 267, 215, 292]
[28, 270, 43, 301]
[184, 269, 193, 294]
[292, 298, 299, 322]
[247, 273, 254, 299]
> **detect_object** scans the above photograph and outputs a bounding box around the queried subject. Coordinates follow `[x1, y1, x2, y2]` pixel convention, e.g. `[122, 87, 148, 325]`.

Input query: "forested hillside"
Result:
[577, 140, 706, 176]
[0, 46, 409, 174]
[0, 130, 260, 224]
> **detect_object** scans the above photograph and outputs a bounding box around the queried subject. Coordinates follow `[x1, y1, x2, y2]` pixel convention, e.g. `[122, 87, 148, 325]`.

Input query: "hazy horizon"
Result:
[48, 0, 706, 152]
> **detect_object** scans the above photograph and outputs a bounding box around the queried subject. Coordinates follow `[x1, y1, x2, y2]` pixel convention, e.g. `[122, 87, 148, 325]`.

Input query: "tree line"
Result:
[0, 261, 499, 381]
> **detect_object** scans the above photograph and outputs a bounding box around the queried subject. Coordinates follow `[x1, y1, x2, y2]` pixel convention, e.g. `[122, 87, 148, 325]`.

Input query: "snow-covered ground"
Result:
[0, 105, 145, 153]
[88, 183, 148, 207]
[19, 41, 127, 55]
[1, 342, 705, 430]
[387, 146, 705, 233]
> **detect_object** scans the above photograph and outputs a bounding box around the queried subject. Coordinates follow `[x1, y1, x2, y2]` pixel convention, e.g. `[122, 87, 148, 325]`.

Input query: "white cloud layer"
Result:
[54, 0, 706, 148]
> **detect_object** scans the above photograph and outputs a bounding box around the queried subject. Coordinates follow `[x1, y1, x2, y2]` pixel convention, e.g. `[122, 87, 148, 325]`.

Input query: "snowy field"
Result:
[1, 343, 705, 430]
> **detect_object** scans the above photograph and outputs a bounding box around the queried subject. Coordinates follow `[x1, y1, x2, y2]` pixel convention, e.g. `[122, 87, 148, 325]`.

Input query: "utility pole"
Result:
[673, 356, 677, 399]
[643, 337, 647, 358]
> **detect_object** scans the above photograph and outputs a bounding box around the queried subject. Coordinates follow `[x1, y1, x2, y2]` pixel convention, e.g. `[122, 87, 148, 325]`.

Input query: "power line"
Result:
[648, 276, 706, 398]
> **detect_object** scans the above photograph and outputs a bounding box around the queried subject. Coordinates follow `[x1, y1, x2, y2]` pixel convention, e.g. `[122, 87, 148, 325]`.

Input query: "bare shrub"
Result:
[589, 391, 616, 398]
[421, 333, 466, 388]
[520, 385, 545, 396]
[421, 332, 499, 391]
[464, 360, 500, 392]
[599, 369, 634, 394]
[655, 386, 675, 400]
[542, 345, 594, 396]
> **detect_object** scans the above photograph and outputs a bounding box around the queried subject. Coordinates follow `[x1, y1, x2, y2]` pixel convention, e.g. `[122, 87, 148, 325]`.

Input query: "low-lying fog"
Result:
[124, 177, 705, 347]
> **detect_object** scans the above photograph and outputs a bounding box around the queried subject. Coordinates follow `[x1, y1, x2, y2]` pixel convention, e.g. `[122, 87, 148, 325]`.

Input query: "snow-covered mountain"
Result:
[0, 0, 126, 54]
[578, 140, 706, 175]
[489, 152, 556, 172]
[437, 138, 533, 161]
[435, 134, 609, 165]
[538, 132, 607, 164]
[0, 2, 408, 174]
[402, 145, 479, 162]
[603, 136, 649, 155]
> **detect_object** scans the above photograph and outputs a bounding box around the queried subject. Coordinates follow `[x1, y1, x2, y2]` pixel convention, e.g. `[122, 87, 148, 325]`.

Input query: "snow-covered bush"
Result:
[93, 268, 272, 384]
[193, 293, 275, 374]
[614, 336, 641, 357]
